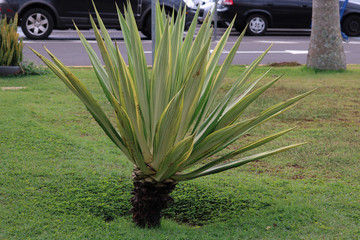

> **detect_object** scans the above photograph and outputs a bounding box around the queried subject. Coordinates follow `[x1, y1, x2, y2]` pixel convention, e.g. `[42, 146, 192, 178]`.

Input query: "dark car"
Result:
[217, 0, 360, 36]
[0, 0, 197, 39]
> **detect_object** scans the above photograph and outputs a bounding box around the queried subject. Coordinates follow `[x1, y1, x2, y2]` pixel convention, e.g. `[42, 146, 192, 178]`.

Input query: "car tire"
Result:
[246, 14, 268, 36]
[141, 8, 175, 39]
[235, 24, 247, 34]
[142, 14, 152, 39]
[342, 15, 360, 36]
[21, 8, 54, 40]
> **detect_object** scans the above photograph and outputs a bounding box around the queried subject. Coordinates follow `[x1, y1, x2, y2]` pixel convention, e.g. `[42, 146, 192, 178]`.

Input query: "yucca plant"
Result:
[31, 2, 313, 228]
[0, 14, 23, 66]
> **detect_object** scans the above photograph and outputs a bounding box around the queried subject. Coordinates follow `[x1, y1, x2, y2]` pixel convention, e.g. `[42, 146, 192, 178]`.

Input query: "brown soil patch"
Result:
[269, 62, 302, 67]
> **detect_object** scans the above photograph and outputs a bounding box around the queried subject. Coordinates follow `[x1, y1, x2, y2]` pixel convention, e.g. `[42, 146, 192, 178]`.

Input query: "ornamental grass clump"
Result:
[31, 2, 313, 228]
[0, 14, 23, 66]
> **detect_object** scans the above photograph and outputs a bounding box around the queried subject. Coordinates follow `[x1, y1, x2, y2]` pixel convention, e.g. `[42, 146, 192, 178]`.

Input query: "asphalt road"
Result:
[21, 27, 360, 66]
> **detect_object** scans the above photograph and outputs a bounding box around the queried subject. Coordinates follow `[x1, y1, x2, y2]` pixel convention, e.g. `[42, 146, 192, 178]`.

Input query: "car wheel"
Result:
[342, 15, 360, 36]
[141, 9, 175, 39]
[246, 14, 268, 36]
[21, 8, 54, 40]
[142, 14, 152, 39]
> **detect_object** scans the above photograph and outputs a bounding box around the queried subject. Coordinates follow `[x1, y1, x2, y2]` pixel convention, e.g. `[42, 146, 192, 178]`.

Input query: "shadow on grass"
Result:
[36, 176, 271, 226]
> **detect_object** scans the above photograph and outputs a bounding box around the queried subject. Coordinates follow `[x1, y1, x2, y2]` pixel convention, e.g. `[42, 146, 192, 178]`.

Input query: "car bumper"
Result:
[213, 5, 229, 22]
[185, 8, 197, 29]
[198, 2, 214, 22]
[0, 1, 16, 19]
[217, 5, 245, 26]
[216, 6, 232, 21]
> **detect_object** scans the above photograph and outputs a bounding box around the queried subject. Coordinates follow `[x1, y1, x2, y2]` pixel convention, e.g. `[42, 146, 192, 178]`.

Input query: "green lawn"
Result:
[1, 65, 359, 239]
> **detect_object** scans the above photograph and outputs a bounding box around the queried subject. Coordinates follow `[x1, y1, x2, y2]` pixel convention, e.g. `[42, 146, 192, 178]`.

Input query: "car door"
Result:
[54, 0, 92, 27]
[263, 0, 305, 28]
[297, 0, 312, 28]
[91, 0, 140, 28]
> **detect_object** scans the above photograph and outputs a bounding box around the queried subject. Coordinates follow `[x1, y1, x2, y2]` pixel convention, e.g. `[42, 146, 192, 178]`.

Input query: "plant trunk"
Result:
[307, 0, 346, 70]
[130, 169, 176, 228]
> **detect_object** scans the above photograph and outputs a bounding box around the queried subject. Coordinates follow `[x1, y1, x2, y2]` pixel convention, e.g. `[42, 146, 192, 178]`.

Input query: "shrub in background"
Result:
[32, 2, 313, 228]
[21, 59, 50, 75]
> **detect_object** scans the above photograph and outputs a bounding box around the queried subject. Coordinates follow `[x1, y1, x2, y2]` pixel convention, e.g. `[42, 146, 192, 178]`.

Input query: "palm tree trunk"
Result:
[307, 0, 346, 70]
[130, 169, 177, 228]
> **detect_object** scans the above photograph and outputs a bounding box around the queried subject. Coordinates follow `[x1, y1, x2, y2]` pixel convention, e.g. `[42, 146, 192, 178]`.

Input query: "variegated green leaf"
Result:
[155, 135, 194, 181]
[215, 73, 282, 129]
[194, 45, 272, 142]
[113, 104, 153, 175]
[174, 143, 306, 181]
[151, 20, 172, 135]
[174, 128, 295, 180]
[176, 37, 211, 141]
[153, 89, 184, 170]
[74, 23, 113, 104]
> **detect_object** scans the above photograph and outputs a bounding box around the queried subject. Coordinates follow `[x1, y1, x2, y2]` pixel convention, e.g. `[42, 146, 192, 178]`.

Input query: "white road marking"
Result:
[143, 50, 308, 55]
[24, 39, 354, 56]
[23, 40, 98, 44]
[285, 50, 308, 54]
[256, 41, 301, 44]
[235, 50, 299, 54]
[23, 39, 360, 45]
[25, 46, 309, 55]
